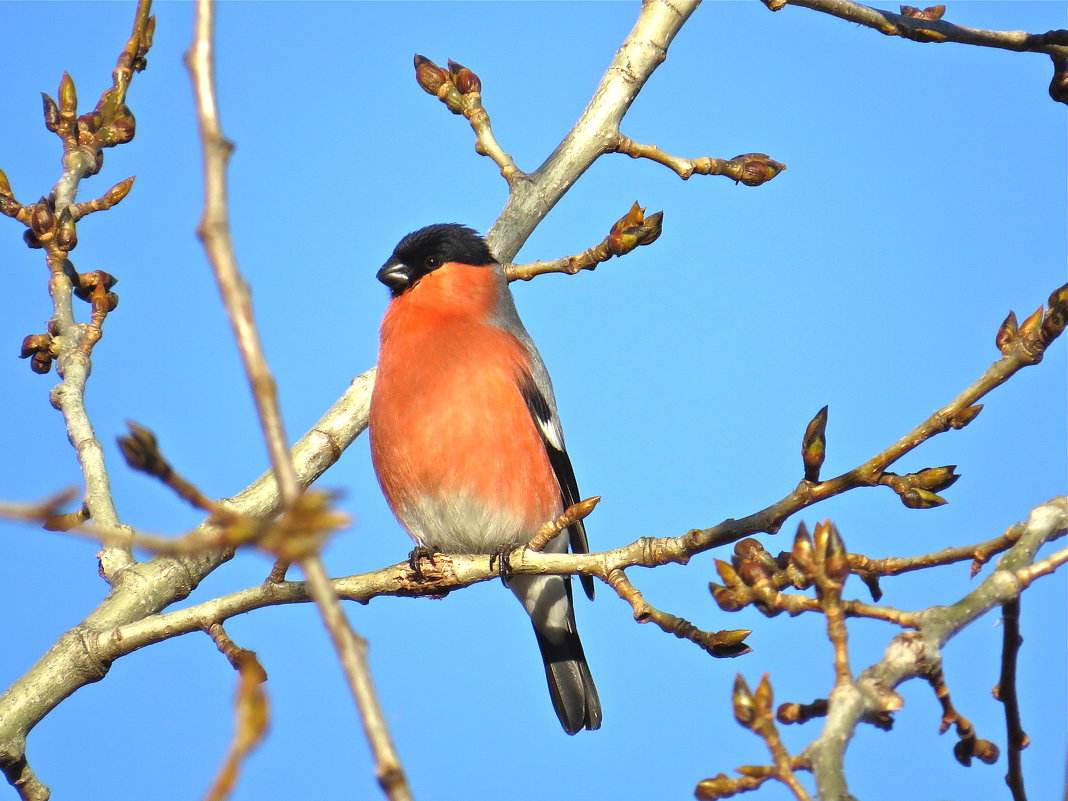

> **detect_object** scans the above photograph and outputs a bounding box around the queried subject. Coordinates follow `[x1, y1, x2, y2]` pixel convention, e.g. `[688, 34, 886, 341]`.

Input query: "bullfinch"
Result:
[369, 223, 601, 734]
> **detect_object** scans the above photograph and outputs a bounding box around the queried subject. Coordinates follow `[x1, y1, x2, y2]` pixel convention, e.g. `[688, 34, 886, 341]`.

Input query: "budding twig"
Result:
[612, 135, 786, 186]
[606, 568, 751, 658]
[506, 202, 663, 281]
[761, 0, 1068, 104]
[187, 6, 411, 800]
[414, 55, 523, 183]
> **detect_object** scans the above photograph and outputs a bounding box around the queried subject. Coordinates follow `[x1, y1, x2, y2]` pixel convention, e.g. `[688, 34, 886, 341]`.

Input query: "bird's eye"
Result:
[424, 256, 442, 269]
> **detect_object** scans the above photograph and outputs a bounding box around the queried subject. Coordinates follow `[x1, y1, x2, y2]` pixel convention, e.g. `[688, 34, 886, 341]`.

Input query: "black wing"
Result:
[520, 376, 595, 600]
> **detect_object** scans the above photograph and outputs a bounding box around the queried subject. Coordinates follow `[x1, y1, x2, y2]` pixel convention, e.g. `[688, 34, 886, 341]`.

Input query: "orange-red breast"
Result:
[369, 223, 600, 734]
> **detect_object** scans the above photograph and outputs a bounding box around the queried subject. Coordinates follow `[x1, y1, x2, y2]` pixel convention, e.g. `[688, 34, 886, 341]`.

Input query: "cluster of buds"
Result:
[0, 173, 133, 253]
[606, 201, 663, 257]
[694, 674, 809, 800]
[75, 269, 120, 314]
[801, 405, 828, 483]
[710, 536, 802, 616]
[414, 55, 481, 115]
[900, 4, 945, 20]
[996, 283, 1067, 359]
[879, 465, 959, 509]
[20, 333, 55, 374]
[41, 71, 140, 178]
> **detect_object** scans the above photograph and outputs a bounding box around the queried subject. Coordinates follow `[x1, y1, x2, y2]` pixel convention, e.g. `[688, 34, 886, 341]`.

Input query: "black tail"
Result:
[533, 623, 601, 735]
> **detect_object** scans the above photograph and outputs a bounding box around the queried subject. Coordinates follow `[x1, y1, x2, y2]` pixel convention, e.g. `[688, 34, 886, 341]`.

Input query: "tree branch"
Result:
[804, 497, 1068, 801]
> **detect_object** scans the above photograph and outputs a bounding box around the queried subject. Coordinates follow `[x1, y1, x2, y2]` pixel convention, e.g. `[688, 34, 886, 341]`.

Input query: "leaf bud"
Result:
[59, 72, 77, 114]
[754, 673, 773, 715]
[995, 310, 1017, 354]
[801, 405, 829, 482]
[714, 558, 742, 587]
[900, 487, 947, 509]
[29, 197, 55, 238]
[949, 404, 983, 429]
[41, 93, 60, 132]
[0, 167, 11, 198]
[695, 775, 732, 800]
[792, 521, 816, 574]
[732, 674, 756, 727]
[709, 583, 743, 612]
[911, 465, 959, 492]
[55, 207, 77, 251]
[1017, 306, 1044, 340]
[448, 59, 482, 95]
[726, 153, 787, 187]
[23, 230, 42, 249]
[414, 54, 450, 95]
[1042, 283, 1067, 341]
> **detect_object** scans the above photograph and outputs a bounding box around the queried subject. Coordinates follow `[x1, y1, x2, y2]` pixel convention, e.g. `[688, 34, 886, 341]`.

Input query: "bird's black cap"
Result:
[377, 223, 495, 296]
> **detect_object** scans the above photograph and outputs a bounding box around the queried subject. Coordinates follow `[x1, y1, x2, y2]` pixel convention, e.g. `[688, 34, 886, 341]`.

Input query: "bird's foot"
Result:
[489, 545, 515, 581]
[408, 545, 438, 579]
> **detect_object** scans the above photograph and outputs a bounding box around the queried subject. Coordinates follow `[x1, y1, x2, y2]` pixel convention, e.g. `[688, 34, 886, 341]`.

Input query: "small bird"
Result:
[369, 223, 601, 734]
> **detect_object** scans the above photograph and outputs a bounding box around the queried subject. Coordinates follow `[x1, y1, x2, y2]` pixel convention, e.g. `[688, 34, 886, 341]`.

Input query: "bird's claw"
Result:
[489, 546, 515, 581]
[408, 545, 438, 579]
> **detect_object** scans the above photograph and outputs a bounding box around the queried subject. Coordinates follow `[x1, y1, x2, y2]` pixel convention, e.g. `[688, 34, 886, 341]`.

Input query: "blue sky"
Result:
[1, 2, 1064, 800]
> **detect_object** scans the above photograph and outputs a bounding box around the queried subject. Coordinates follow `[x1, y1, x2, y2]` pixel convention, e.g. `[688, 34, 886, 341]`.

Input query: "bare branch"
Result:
[185, 5, 411, 799]
[805, 497, 1068, 800]
[764, 0, 1068, 104]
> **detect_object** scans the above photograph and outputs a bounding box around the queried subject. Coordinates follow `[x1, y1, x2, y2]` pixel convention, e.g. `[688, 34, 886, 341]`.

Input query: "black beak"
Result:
[377, 260, 413, 295]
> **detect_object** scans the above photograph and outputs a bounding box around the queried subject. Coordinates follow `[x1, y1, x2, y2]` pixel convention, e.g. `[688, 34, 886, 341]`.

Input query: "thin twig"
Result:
[185, 5, 412, 799]
[997, 598, 1027, 801]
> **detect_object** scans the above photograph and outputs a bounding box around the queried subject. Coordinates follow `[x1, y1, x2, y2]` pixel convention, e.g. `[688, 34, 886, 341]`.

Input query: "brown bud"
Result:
[801, 405, 828, 482]
[823, 522, 849, 582]
[117, 420, 171, 479]
[448, 59, 482, 95]
[20, 333, 54, 374]
[108, 108, 137, 145]
[695, 775, 732, 800]
[709, 582, 743, 612]
[29, 197, 55, 238]
[726, 153, 786, 187]
[792, 521, 815, 573]
[0, 167, 11, 198]
[1043, 283, 1068, 341]
[42, 93, 59, 132]
[911, 465, 959, 493]
[55, 207, 77, 252]
[77, 110, 103, 136]
[738, 559, 769, 587]
[105, 292, 120, 312]
[74, 270, 118, 302]
[995, 310, 1017, 354]
[606, 201, 662, 256]
[23, 230, 42, 249]
[104, 176, 135, 207]
[950, 403, 983, 429]
[414, 54, 450, 96]
[732, 674, 756, 727]
[900, 487, 947, 509]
